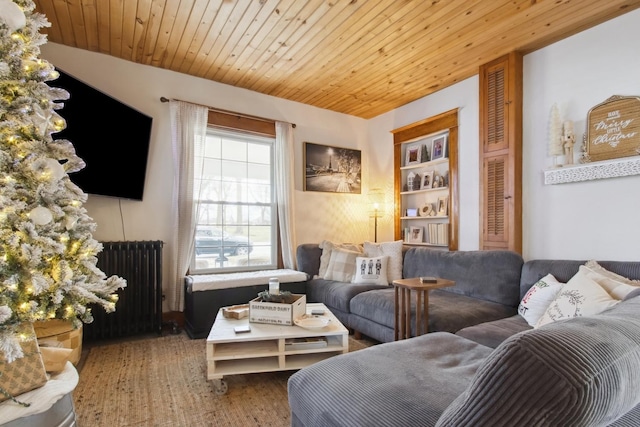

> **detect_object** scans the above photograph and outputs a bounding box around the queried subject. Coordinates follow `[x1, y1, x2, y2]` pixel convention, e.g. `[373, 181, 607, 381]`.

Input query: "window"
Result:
[190, 128, 277, 273]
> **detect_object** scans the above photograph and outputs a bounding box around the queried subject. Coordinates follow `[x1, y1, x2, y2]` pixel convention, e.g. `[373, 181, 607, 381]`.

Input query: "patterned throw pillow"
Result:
[318, 241, 363, 278]
[323, 247, 361, 282]
[352, 256, 389, 286]
[535, 269, 619, 328]
[582, 261, 640, 300]
[518, 274, 563, 327]
[364, 240, 403, 283]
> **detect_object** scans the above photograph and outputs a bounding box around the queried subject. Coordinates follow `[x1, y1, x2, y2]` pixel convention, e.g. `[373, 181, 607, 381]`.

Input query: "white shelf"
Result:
[401, 157, 448, 170]
[401, 216, 448, 220]
[543, 156, 640, 184]
[400, 186, 448, 195]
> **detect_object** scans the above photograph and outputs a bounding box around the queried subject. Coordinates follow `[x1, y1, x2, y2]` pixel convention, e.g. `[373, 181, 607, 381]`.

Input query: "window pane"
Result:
[248, 143, 270, 164]
[192, 129, 277, 274]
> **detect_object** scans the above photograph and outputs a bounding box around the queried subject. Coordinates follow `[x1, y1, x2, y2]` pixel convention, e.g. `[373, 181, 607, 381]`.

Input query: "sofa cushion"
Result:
[517, 273, 563, 326]
[288, 333, 494, 427]
[323, 247, 361, 282]
[352, 255, 388, 285]
[364, 240, 403, 282]
[318, 241, 363, 278]
[455, 315, 531, 349]
[402, 248, 524, 307]
[349, 288, 516, 335]
[436, 296, 640, 427]
[305, 279, 389, 313]
[535, 268, 619, 328]
[582, 260, 640, 299]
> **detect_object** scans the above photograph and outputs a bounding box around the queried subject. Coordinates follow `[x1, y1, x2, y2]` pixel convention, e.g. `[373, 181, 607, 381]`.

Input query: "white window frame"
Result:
[190, 128, 278, 274]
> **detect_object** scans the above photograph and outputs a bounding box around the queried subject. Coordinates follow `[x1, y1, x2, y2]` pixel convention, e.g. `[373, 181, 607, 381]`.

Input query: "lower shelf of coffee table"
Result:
[207, 334, 347, 379]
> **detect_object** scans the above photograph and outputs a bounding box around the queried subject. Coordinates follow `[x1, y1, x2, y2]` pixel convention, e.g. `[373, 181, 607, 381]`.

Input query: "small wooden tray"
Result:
[222, 304, 249, 319]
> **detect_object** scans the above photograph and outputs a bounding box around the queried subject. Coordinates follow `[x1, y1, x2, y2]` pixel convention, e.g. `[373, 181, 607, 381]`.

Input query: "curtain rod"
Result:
[159, 96, 296, 128]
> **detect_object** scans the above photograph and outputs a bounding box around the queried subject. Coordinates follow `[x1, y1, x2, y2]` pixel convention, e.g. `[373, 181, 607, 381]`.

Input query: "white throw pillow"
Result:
[323, 247, 361, 282]
[518, 274, 563, 327]
[581, 261, 640, 300]
[352, 256, 389, 286]
[318, 241, 363, 278]
[364, 240, 403, 283]
[535, 269, 620, 328]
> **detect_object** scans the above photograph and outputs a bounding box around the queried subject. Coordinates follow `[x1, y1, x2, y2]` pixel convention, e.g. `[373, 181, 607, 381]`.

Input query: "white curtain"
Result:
[168, 100, 208, 311]
[275, 121, 297, 269]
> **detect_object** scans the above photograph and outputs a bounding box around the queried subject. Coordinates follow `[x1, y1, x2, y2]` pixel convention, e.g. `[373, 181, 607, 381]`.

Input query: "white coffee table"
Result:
[206, 303, 348, 394]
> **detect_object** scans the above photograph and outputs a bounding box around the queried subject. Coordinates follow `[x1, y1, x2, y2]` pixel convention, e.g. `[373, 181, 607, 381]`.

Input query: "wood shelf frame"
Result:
[392, 109, 459, 250]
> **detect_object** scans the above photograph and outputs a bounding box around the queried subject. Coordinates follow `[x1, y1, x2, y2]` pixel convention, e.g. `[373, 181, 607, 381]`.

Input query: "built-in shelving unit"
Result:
[392, 109, 459, 250]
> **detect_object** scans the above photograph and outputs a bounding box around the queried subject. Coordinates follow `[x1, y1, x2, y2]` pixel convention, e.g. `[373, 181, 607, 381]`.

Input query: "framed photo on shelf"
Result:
[437, 196, 449, 216]
[431, 135, 448, 161]
[421, 170, 434, 189]
[405, 144, 422, 166]
[408, 226, 423, 243]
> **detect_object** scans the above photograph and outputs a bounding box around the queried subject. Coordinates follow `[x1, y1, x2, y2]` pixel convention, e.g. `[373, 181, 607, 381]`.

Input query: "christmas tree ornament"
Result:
[0, 0, 25, 31]
[28, 206, 52, 225]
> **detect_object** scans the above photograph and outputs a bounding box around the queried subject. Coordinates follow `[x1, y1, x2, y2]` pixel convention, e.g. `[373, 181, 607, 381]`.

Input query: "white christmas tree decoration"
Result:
[0, 0, 126, 363]
[549, 103, 564, 167]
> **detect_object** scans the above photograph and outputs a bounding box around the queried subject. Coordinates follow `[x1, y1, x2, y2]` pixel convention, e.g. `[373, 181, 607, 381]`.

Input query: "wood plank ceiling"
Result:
[33, 0, 640, 119]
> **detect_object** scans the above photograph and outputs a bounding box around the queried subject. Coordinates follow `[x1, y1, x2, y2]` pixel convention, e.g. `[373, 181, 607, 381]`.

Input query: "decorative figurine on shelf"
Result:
[412, 174, 422, 192]
[563, 120, 576, 165]
[549, 103, 564, 167]
[407, 172, 415, 191]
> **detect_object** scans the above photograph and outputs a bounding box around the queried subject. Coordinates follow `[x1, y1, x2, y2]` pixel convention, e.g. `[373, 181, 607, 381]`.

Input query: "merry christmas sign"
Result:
[585, 95, 640, 162]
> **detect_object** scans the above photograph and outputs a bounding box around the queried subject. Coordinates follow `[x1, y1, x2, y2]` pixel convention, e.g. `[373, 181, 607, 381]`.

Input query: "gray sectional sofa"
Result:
[288, 252, 640, 426]
[296, 244, 524, 342]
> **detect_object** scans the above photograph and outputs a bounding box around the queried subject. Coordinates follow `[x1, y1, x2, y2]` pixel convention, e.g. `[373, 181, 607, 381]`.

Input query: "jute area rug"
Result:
[73, 332, 376, 427]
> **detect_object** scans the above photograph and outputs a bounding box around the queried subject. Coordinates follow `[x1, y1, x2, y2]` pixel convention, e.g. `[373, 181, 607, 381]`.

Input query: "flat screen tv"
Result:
[47, 68, 153, 201]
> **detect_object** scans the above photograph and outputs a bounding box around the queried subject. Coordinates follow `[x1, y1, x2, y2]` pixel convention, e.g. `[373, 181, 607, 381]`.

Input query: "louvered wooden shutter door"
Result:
[479, 52, 522, 253]
[483, 63, 509, 153]
[483, 155, 507, 243]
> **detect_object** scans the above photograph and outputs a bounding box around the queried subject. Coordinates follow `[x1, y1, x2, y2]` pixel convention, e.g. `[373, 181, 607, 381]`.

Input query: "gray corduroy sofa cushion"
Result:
[288, 332, 493, 427]
[436, 296, 640, 426]
[455, 314, 531, 349]
[402, 248, 524, 306]
[349, 288, 516, 335]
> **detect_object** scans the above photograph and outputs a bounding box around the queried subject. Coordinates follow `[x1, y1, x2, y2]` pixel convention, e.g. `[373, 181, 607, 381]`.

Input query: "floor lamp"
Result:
[369, 188, 384, 243]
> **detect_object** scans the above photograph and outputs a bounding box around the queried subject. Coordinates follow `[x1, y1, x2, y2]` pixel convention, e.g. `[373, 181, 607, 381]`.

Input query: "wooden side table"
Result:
[393, 277, 455, 340]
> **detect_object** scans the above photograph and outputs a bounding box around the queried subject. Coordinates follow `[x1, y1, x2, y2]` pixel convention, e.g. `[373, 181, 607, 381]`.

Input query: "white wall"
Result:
[523, 8, 640, 261]
[40, 43, 370, 298]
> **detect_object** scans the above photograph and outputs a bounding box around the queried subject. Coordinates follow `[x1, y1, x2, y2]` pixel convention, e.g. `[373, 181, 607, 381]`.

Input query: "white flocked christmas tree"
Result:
[0, 0, 126, 363]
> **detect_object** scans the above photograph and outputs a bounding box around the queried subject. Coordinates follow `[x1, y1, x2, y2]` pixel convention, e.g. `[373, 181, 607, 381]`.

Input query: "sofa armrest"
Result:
[437, 301, 640, 426]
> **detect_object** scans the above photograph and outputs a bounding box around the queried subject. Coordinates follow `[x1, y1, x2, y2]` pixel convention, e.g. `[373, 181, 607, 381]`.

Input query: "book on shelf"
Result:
[285, 337, 328, 350]
[427, 223, 449, 245]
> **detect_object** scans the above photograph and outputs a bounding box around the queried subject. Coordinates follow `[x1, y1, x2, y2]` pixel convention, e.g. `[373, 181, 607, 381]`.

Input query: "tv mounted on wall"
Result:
[47, 68, 153, 201]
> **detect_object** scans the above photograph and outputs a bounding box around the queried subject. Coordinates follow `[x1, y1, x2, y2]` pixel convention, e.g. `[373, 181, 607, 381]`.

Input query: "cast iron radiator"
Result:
[83, 240, 164, 341]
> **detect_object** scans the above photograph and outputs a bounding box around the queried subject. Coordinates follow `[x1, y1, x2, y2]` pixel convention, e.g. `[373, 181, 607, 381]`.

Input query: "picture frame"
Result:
[406, 208, 418, 217]
[304, 142, 361, 193]
[405, 143, 422, 166]
[437, 196, 449, 216]
[431, 135, 448, 161]
[421, 170, 434, 189]
[408, 226, 423, 243]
